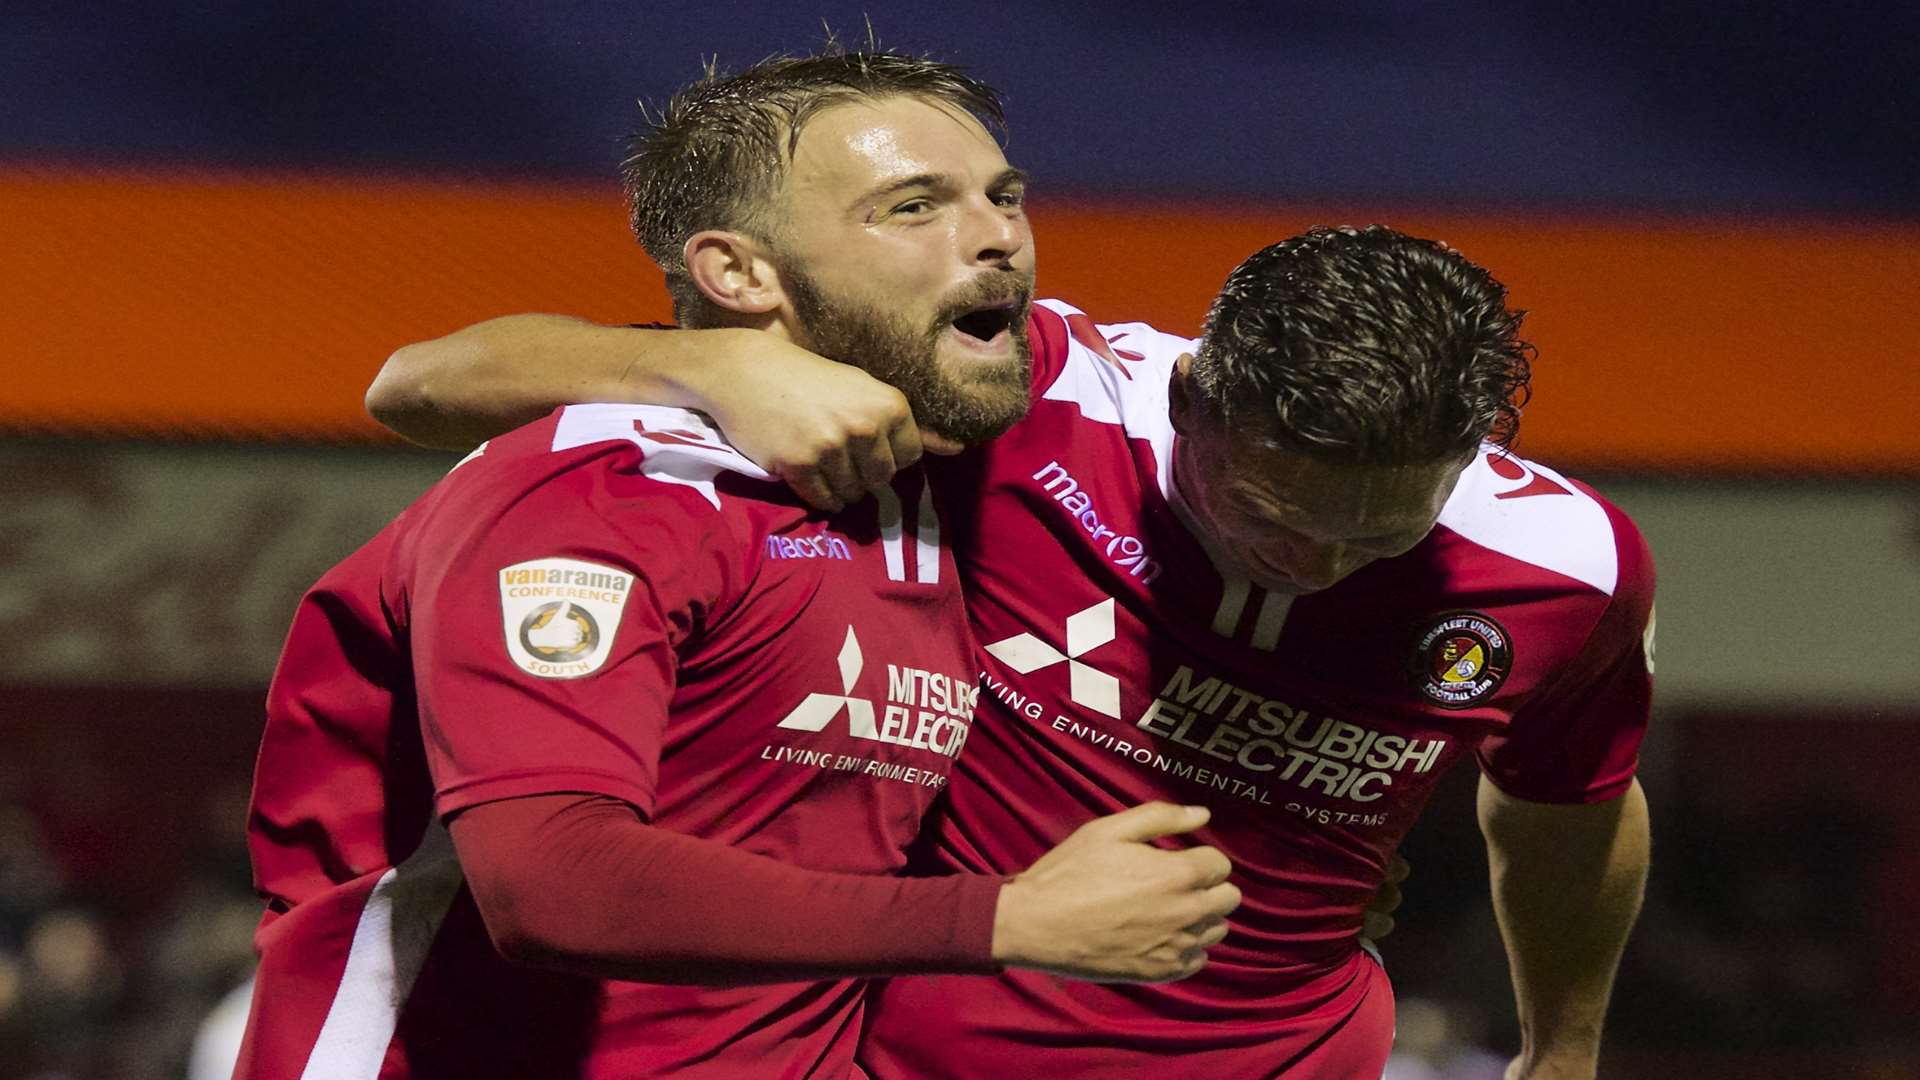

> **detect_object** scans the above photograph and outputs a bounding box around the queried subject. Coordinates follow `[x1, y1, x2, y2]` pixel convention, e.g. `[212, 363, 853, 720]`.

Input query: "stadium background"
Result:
[1, 4, 1915, 1077]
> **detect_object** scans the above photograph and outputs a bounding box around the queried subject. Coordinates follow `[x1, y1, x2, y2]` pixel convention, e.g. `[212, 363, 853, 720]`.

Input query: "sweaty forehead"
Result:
[785, 96, 1005, 204]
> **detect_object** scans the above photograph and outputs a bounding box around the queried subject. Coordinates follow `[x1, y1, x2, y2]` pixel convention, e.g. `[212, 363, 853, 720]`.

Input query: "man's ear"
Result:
[1168, 352, 1198, 435]
[683, 230, 785, 315]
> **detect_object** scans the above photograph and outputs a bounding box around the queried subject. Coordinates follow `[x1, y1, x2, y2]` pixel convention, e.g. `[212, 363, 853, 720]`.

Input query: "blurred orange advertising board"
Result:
[4, 167, 1917, 473]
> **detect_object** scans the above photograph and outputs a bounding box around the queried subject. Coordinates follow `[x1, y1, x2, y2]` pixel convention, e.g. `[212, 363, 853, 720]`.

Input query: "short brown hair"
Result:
[620, 49, 1008, 322]
[1189, 225, 1535, 463]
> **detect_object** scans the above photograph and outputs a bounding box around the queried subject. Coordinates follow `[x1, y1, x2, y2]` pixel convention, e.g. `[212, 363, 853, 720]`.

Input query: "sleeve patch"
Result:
[499, 557, 635, 679]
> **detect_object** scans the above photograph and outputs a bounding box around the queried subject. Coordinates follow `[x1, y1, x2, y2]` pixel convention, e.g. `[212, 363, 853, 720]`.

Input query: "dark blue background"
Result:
[7, 2, 1914, 215]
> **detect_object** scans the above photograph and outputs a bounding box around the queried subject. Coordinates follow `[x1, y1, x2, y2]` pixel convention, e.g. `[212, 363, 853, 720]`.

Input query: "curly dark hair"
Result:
[620, 46, 1008, 322]
[1189, 225, 1535, 462]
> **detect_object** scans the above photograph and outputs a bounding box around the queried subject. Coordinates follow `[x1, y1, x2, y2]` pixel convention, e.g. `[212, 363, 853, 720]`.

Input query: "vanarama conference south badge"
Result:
[1412, 612, 1512, 709]
[499, 557, 633, 678]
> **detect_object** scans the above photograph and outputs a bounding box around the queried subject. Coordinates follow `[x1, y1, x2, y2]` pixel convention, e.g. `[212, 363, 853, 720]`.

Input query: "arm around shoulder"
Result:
[368, 315, 670, 451]
[367, 314, 928, 508]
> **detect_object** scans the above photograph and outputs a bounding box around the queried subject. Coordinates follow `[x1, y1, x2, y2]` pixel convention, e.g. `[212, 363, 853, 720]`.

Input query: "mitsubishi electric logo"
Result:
[777, 626, 879, 737]
[773, 626, 976, 758]
[983, 599, 1123, 718]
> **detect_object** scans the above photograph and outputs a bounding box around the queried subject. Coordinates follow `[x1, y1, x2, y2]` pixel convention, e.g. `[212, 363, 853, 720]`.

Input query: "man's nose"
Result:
[961, 195, 1025, 265]
[1276, 542, 1349, 592]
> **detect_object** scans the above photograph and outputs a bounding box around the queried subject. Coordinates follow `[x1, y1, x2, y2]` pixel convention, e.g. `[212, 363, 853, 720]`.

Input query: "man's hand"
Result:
[683, 330, 958, 511]
[1361, 851, 1410, 943]
[990, 802, 1241, 983]
[370, 317, 955, 510]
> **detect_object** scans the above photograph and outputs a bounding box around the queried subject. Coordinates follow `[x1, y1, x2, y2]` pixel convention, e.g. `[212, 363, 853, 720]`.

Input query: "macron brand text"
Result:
[1031, 461, 1163, 583]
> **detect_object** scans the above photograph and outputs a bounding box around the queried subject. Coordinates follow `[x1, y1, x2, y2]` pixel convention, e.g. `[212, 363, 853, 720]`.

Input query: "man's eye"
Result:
[992, 190, 1026, 209]
[893, 199, 934, 215]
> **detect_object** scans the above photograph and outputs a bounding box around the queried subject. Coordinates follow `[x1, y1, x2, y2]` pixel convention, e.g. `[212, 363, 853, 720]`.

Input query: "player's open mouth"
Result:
[947, 303, 1017, 347]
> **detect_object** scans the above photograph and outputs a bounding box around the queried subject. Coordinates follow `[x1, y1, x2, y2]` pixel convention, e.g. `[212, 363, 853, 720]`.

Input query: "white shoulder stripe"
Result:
[1033, 299, 1193, 499]
[551, 403, 769, 510]
[1438, 449, 1619, 595]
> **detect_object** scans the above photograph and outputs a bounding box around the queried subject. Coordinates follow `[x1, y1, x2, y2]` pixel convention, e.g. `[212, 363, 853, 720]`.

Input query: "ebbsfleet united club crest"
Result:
[1412, 611, 1512, 709]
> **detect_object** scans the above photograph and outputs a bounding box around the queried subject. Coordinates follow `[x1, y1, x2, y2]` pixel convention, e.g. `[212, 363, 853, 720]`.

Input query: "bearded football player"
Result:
[237, 52, 1248, 1080]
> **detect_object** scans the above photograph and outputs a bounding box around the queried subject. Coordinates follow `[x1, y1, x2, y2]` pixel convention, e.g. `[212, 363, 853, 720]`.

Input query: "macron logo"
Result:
[1031, 461, 1162, 584]
[766, 533, 853, 561]
[983, 599, 1123, 719]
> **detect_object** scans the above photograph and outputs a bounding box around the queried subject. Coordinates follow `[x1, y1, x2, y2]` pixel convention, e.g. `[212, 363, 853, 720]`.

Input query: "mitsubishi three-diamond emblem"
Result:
[983, 599, 1122, 718]
[775, 626, 879, 736]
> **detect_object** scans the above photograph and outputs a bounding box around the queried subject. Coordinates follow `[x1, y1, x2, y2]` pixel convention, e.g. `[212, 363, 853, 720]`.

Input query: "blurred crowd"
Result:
[0, 785, 255, 1080]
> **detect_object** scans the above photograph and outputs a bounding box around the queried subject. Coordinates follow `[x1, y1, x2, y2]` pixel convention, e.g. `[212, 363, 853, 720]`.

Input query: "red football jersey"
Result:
[861, 301, 1656, 1078]
[240, 404, 979, 1079]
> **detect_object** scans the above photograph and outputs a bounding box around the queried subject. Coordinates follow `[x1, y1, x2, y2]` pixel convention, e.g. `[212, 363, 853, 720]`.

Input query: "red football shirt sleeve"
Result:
[1476, 499, 1656, 804]
[1026, 304, 1072, 391]
[404, 453, 740, 820]
[451, 793, 1004, 983]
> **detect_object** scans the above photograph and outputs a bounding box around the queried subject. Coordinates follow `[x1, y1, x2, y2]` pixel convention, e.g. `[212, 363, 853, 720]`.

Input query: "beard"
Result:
[783, 265, 1034, 445]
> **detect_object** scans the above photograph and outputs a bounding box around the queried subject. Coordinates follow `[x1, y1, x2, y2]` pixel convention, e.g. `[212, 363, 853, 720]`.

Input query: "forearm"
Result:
[369, 313, 931, 508]
[369, 315, 743, 450]
[450, 792, 1004, 985]
[1479, 777, 1650, 1078]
